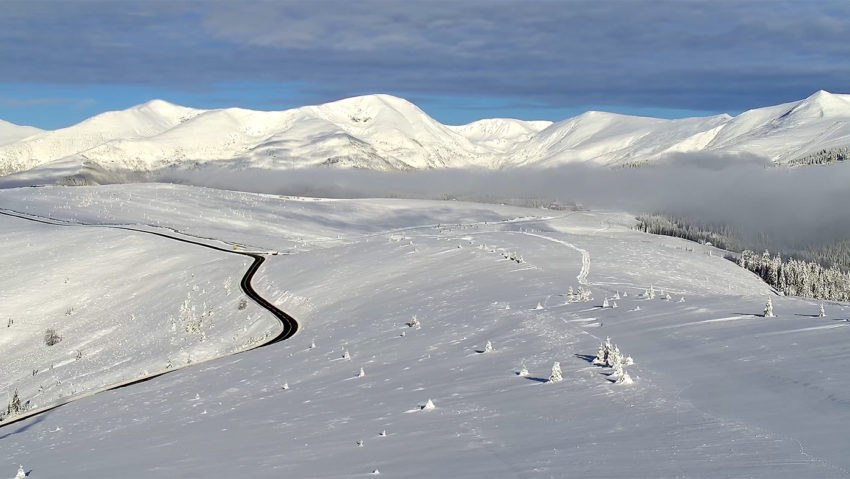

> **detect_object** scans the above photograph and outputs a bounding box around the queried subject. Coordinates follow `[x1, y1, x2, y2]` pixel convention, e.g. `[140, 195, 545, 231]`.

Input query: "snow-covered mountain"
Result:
[2, 91, 850, 179]
[0, 119, 42, 147]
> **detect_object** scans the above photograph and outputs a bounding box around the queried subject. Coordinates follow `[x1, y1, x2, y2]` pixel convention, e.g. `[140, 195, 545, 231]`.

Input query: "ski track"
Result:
[515, 231, 591, 285]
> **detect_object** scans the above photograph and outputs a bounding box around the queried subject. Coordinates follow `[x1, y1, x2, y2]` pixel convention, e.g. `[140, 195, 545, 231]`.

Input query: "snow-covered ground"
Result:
[2, 90, 850, 182]
[0, 207, 279, 422]
[1, 184, 849, 477]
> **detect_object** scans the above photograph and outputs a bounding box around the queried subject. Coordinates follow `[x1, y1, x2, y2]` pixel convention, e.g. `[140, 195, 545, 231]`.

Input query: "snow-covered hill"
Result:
[0, 120, 41, 147]
[3, 91, 850, 181]
[2, 184, 849, 477]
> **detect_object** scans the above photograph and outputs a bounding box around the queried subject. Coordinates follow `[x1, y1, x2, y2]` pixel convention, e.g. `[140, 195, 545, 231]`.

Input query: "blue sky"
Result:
[2, 0, 850, 129]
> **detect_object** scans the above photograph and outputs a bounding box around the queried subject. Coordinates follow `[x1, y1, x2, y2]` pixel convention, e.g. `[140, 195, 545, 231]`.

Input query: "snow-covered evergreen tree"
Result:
[548, 362, 563, 383]
[535, 302, 544, 310]
[422, 398, 436, 410]
[343, 349, 351, 360]
[483, 341, 494, 353]
[407, 315, 421, 329]
[764, 297, 775, 318]
[602, 298, 610, 308]
[593, 340, 608, 366]
[819, 303, 826, 317]
[16, 465, 26, 479]
[357, 367, 365, 378]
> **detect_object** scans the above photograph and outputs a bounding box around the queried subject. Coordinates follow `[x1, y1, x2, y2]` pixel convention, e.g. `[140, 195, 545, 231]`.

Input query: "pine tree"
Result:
[422, 398, 436, 410]
[819, 303, 826, 317]
[592, 341, 608, 365]
[16, 465, 26, 479]
[548, 362, 563, 383]
[602, 298, 610, 308]
[483, 341, 494, 353]
[764, 297, 775, 318]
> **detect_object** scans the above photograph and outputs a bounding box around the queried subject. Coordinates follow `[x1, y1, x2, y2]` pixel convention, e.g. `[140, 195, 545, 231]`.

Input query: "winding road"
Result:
[0, 208, 298, 429]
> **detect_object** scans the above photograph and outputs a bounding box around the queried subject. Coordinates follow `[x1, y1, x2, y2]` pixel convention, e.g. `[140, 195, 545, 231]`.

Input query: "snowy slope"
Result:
[0, 120, 41, 147]
[0, 209, 278, 420]
[0, 100, 201, 175]
[514, 111, 733, 167]
[705, 90, 850, 162]
[2, 185, 850, 477]
[3, 91, 850, 181]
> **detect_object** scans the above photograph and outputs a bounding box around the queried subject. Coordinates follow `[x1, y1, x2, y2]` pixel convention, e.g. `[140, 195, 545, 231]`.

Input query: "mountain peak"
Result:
[778, 89, 850, 122]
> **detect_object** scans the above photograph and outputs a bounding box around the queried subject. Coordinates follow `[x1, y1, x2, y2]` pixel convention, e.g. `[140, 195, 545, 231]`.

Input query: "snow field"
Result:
[1, 184, 848, 477]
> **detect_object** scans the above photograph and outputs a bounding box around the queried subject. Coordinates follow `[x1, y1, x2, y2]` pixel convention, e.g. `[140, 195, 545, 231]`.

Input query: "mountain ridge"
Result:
[2, 91, 850, 179]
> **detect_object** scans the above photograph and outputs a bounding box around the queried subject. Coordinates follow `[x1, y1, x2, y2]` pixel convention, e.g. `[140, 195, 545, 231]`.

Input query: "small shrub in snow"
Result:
[764, 297, 775, 318]
[664, 293, 672, 301]
[421, 398, 436, 410]
[238, 298, 248, 310]
[517, 361, 529, 377]
[282, 382, 289, 390]
[548, 362, 563, 383]
[44, 328, 62, 346]
[407, 315, 421, 329]
[679, 296, 686, 303]
[615, 370, 634, 385]
[356, 440, 364, 447]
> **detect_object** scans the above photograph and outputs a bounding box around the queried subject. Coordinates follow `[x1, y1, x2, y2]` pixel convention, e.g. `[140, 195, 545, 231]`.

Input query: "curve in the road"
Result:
[0, 209, 298, 429]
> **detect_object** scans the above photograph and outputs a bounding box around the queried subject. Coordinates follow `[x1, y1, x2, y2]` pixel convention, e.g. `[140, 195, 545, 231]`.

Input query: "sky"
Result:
[2, 0, 850, 129]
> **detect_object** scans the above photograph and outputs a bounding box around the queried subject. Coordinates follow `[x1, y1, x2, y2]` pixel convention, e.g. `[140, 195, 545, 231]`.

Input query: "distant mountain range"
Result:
[2, 90, 850, 183]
